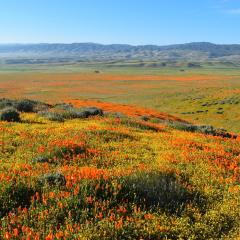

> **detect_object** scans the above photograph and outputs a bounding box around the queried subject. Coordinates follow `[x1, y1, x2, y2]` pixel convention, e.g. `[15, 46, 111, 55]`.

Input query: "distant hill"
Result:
[1, 42, 240, 61]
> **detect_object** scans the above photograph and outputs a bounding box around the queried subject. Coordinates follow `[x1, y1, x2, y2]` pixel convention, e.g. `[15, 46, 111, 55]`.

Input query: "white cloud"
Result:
[226, 8, 240, 14]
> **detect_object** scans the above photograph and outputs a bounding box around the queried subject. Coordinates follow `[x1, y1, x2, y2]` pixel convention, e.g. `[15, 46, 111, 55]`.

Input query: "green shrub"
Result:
[15, 99, 35, 112]
[54, 103, 74, 110]
[120, 118, 160, 132]
[38, 173, 66, 186]
[0, 182, 35, 217]
[0, 98, 13, 110]
[0, 98, 51, 113]
[0, 107, 20, 122]
[39, 106, 103, 121]
[139, 115, 150, 121]
[32, 155, 50, 164]
[86, 129, 136, 142]
[39, 111, 65, 122]
[32, 144, 86, 164]
[121, 172, 205, 214]
[169, 122, 237, 138]
[83, 107, 103, 117]
[61, 108, 89, 119]
[64, 107, 103, 119]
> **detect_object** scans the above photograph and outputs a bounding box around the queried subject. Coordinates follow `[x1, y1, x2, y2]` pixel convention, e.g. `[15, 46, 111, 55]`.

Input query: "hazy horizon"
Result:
[0, 41, 240, 46]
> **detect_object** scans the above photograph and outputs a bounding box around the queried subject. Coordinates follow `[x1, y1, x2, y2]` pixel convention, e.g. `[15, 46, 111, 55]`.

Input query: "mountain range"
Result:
[1, 42, 240, 62]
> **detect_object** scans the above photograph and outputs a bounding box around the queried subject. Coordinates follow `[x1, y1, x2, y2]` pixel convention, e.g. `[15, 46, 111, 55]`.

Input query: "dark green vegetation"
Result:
[0, 108, 20, 122]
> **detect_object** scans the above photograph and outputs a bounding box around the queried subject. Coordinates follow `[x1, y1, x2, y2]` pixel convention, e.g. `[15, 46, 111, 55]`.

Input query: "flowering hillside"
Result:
[0, 100, 239, 239]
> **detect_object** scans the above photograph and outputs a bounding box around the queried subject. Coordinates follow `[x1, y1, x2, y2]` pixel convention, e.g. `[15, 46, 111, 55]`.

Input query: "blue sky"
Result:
[0, 0, 240, 45]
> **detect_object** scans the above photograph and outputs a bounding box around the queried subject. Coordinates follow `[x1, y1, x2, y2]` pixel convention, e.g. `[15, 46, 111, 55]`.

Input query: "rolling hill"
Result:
[1, 42, 240, 61]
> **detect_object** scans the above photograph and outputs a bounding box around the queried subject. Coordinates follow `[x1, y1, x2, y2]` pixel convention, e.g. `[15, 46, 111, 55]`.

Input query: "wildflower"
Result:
[74, 186, 80, 196]
[109, 213, 115, 221]
[13, 228, 19, 237]
[144, 213, 153, 219]
[23, 207, 28, 215]
[45, 232, 54, 240]
[4, 232, 11, 239]
[86, 196, 93, 204]
[115, 218, 123, 229]
[56, 231, 64, 239]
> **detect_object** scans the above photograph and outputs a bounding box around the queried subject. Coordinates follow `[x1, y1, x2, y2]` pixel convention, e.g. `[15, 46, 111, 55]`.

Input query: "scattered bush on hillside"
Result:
[15, 99, 35, 112]
[0, 107, 20, 122]
[168, 121, 237, 139]
[120, 118, 160, 132]
[0, 99, 13, 110]
[32, 155, 50, 164]
[0, 98, 50, 112]
[38, 173, 66, 187]
[86, 129, 136, 143]
[32, 144, 86, 165]
[39, 105, 103, 121]
[38, 111, 65, 122]
[0, 182, 35, 218]
[61, 108, 89, 119]
[121, 172, 205, 213]
[54, 103, 73, 110]
[104, 111, 127, 119]
[139, 115, 150, 121]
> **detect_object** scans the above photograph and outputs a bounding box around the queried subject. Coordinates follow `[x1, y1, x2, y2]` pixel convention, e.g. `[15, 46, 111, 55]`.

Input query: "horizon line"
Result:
[0, 41, 240, 47]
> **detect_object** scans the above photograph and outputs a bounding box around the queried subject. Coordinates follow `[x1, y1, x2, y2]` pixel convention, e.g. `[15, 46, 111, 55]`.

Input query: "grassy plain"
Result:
[0, 62, 239, 132]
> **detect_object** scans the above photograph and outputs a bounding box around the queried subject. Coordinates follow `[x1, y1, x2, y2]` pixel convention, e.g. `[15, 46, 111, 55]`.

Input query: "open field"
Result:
[0, 62, 240, 132]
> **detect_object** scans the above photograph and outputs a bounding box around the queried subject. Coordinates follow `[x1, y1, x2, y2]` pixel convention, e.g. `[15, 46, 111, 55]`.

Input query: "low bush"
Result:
[54, 103, 73, 110]
[32, 155, 50, 164]
[83, 107, 103, 117]
[38, 111, 65, 122]
[120, 118, 160, 132]
[38, 173, 66, 187]
[0, 98, 13, 110]
[0, 182, 35, 218]
[61, 108, 89, 119]
[86, 129, 136, 142]
[39, 106, 103, 121]
[121, 172, 205, 214]
[63, 107, 103, 119]
[15, 99, 35, 112]
[0, 107, 20, 122]
[139, 115, 150, 121]
[32, 144, 86, 165]
[169, 121, 237, 138]
[0, 98, 51, 113]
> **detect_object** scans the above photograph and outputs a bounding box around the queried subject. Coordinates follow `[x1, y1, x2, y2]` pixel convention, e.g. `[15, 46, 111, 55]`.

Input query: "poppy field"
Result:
[0, 62, 239, 132]
[0, 63, 240, 239]
[0, 97, 239, 239]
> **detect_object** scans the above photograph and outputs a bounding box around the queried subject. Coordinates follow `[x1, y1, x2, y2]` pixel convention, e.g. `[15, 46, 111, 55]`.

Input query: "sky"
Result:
[0, 0, 240, 45]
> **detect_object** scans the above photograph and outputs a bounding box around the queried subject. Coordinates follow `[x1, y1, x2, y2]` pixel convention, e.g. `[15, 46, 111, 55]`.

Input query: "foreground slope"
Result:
[0, 102, 239, 239]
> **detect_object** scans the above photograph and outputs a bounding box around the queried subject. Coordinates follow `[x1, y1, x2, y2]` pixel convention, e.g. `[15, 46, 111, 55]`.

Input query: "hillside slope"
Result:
[0, 100, 239, 239]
